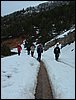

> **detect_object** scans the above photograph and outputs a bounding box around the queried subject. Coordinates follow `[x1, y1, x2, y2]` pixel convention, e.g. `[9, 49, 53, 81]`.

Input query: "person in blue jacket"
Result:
[37, 43, 43, 62]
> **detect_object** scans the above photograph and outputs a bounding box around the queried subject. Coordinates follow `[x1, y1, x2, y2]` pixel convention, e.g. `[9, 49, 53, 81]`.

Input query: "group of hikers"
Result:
[17, 40, 60, 62]
[17, 41, 43, 62]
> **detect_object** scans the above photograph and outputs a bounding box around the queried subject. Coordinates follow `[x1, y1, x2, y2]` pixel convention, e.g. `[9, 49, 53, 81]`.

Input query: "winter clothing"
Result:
[30, 45, 35, 57]
[37, 44, 43, 62]
[54, 47, 60, 54]
[17, 44, 22, 55]
[24, 41, 28, 48]
[37, 44, 43, 53]
[54, 46, 60, 60]
[27, 45, 30, 55]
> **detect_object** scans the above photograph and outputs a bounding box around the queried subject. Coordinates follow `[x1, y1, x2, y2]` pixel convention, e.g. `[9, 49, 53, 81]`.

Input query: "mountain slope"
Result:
[1, 1, 75, 49]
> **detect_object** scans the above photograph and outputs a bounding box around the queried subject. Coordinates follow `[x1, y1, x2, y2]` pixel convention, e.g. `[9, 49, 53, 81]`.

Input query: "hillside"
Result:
[44, 26, 75, 50]
[1, 1, 75, 56]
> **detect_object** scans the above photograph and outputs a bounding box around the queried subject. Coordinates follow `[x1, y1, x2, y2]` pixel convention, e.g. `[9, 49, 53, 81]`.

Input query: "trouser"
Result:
[31, 51, 34, 57]
[37, 53, 41, 62]
[55, 53, 59, 60]
[28, 51, 30, 55]
[18, 51, 20, 55]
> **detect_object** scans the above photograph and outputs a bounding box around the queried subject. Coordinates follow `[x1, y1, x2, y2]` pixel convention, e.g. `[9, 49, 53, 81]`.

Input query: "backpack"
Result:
[54, 47, 60, 54]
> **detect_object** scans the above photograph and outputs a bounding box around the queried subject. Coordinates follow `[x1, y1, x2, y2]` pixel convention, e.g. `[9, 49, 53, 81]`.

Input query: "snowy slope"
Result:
[1, 49, 40, 99]
[1, 39, 75, 99]
[42, 41, 75, 99]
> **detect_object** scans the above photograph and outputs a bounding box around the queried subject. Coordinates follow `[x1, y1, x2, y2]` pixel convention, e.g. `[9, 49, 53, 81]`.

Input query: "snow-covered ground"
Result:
[1, 40, 75, 99]
[1, 47, 40, 99]
[45, 27, 75, 45]
[57, 28, 75, 38]
[42, 41, 75, 99]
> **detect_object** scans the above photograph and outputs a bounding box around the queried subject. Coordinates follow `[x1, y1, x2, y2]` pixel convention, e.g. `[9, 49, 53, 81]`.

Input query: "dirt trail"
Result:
[35, 61, 53, 99]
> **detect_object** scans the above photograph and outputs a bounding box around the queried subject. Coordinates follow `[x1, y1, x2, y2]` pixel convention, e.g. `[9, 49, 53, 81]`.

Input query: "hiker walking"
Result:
[54, 43, 60, 60]
[17, 44, 22, 56]
[27, 45, 31, 55]
[30, 44, 35, 57]
[37, 43, 43, 62]
[24, 40, 28, 48]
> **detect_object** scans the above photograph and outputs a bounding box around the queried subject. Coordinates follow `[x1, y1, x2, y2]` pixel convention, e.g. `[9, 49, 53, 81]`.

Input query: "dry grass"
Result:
[1, 37, 24, 49]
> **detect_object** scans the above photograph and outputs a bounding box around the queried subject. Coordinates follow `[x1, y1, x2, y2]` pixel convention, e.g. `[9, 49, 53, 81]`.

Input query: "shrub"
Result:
[1, 44, 11, 56]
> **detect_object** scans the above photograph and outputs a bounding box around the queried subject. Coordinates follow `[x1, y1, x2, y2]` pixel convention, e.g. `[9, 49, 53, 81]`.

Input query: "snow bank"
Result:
[42, 42, 75, 99]
[1, 52, 40, 99]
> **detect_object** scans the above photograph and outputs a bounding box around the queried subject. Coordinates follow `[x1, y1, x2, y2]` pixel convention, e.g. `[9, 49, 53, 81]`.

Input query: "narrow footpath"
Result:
[35, 61, 53, 99]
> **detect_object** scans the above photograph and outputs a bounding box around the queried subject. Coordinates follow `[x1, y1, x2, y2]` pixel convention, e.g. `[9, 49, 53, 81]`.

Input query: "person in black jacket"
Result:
[27, 45, 30, 55]
[24, 40, 28, 48]
[37, 43, 43, 62]
[54, 43, 60, 60]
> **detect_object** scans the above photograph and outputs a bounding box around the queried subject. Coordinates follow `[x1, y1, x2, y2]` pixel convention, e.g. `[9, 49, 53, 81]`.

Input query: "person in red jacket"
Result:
[17, 44, 22, 55]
